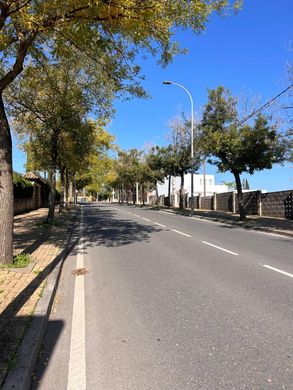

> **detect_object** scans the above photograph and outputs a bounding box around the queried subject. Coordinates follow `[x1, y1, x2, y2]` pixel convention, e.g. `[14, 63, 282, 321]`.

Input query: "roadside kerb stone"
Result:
[130, 204, 293, 238]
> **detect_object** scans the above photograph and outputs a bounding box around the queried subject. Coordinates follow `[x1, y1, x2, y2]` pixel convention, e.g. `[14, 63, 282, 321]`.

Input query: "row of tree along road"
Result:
[108, 87, 291, 219]
[0, 1, 291, 264]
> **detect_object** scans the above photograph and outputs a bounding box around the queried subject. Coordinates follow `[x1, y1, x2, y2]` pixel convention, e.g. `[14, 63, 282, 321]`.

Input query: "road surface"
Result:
[32, 203, 293, 389]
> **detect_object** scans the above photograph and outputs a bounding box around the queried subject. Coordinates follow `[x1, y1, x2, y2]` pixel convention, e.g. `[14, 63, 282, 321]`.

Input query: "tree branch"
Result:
[0, 32, 37, 92]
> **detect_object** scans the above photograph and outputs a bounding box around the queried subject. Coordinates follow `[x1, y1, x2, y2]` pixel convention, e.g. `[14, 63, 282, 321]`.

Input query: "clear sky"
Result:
[12, 0, 293, 191]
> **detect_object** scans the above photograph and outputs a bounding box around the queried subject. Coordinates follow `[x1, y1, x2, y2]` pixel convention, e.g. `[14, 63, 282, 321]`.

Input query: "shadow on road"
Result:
[80, 205, 162, 249]
[30, 319, 64, 389]
[1, 203, 162, 387]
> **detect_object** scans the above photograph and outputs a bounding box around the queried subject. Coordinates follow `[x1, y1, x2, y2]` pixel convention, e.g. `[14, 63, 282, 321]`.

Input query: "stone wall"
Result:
[261, 190, 293, 219]
[201, 196, 213, 210]
[148, 189, 293, 220]
[216, 192, 234, 212]
[14, 182, 42, 214]
[235, 191, 259, 215]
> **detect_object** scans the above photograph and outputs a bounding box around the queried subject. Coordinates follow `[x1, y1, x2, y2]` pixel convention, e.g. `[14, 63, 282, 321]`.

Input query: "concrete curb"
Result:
[2, 214, 79, 390]
[136, 205, 293, 239]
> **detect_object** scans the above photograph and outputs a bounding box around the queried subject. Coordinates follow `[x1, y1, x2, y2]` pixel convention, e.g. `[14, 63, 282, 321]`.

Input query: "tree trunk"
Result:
[59, 167, 65, 213]
[47, 128, 59, 222]
[233, 170, 246, 221]
[0, 94, 14, 264]
[47, 169, 56, 223]
[73, 176, 77, 206]
[179, 172, 184, 209]
[132, 185, 136, 205]
[65, 169, 69, 208]
[168, 174, 171, 208]
[155, 184, 159, 206]
[142, 184, 145, 206]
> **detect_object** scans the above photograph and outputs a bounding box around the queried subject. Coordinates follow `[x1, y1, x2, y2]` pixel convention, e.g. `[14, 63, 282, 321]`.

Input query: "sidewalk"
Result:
[0, 207, 79, 388]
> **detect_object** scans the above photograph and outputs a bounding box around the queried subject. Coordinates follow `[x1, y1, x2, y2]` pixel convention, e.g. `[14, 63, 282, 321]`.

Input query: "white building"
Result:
[156, 174, 228, 207]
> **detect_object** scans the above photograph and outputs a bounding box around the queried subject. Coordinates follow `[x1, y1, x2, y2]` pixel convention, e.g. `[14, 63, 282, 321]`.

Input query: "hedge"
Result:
[13, 173, 34, 199]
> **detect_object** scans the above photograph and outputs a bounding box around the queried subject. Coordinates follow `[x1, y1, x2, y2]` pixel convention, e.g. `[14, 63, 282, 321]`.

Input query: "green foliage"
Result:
[200, 86, 287, 176]
[1, 0, 241, 96]
[13, 173, 34, 199]
[200, 86, 288, 220]
[222, 181, 236, 190]
[242, 178, 250, 190]
[2, 253, 32, 268]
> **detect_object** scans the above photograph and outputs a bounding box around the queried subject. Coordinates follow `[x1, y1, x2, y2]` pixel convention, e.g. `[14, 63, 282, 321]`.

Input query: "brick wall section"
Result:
[201, 196, 213, 210]
[261, 190, 293, 219]
[14, 182, 42, 214]
[235, 191, 259, 215]
[14, 198, 35, 213]
[149, 189, 293, 219]
[216, 192, 234, 212]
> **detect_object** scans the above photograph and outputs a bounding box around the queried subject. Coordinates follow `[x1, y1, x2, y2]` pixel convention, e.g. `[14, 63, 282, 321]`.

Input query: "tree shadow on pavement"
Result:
[1, 204, 162, 387]
[1, 317, 64, 390]
[0, 219, 80, 388]
[78, 207, 162, 250]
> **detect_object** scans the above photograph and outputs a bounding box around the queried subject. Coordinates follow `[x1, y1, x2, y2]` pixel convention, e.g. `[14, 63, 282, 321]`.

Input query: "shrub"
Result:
[13, 173, 34, 199]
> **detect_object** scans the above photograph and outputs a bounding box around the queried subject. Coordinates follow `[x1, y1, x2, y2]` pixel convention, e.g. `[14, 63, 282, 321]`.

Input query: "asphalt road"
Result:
[32, 203, 293, 390]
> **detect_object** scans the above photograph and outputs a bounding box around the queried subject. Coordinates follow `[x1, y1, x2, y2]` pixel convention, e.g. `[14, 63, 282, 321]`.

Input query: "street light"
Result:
[163, 80, 195, 213]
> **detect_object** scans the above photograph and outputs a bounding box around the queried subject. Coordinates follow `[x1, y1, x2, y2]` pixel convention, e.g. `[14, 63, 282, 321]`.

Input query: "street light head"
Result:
[163, 81, 172, 85]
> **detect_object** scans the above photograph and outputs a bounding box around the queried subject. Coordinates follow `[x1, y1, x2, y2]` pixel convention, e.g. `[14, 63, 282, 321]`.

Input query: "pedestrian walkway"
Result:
[0, 207, 79, 387]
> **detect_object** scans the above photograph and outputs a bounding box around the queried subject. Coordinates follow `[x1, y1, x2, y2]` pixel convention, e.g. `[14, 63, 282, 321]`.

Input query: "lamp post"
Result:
[163, 81, 195, 213]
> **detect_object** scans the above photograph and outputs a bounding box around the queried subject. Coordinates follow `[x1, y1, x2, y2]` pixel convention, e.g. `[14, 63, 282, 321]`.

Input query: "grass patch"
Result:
[0, 253, 31, 269]
[36, 220, 62, 228]
[12, 253, 31, 268]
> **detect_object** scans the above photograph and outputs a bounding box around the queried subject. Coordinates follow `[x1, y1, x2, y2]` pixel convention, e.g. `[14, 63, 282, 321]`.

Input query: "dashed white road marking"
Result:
[133, 214, 141, 218]
[154, 222, 166, 228]
[67, 208, 86, 390]
[202, 241, 239, 256]
[262, 265, 293, 279]
[171, 229, 191, 238]
[142, 217, 151, 222]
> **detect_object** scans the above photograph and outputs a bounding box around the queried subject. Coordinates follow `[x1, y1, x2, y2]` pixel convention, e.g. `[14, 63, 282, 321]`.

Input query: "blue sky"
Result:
[12, 0, 293, 191]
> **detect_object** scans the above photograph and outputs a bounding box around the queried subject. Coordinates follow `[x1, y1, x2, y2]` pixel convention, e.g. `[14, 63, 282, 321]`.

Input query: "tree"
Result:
[75, 128, 116, 199]
[146, 146, 170, 207]
[242, 178, 250, 190]
[222, 181, 236, 190]
[116, 149, 142, 205]
[167, 116, 201, 209]
[0, 0, 240, 262]
[8, 61, 106, 222]
[200, 86, 287, 221]
[137, 155, 160, 205]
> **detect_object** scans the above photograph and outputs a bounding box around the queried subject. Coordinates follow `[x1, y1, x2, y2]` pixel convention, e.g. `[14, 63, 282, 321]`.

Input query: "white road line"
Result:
[262, 265, 293, 279]
[154, 222, 166, 228]
[171, 229, 191, 238]
[202, 241, 239, 256]
[133, 214, 141, 218]
[67, 208, 86, 390]
[142, 217, 151, 222]
[159, 210, 176, 215]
